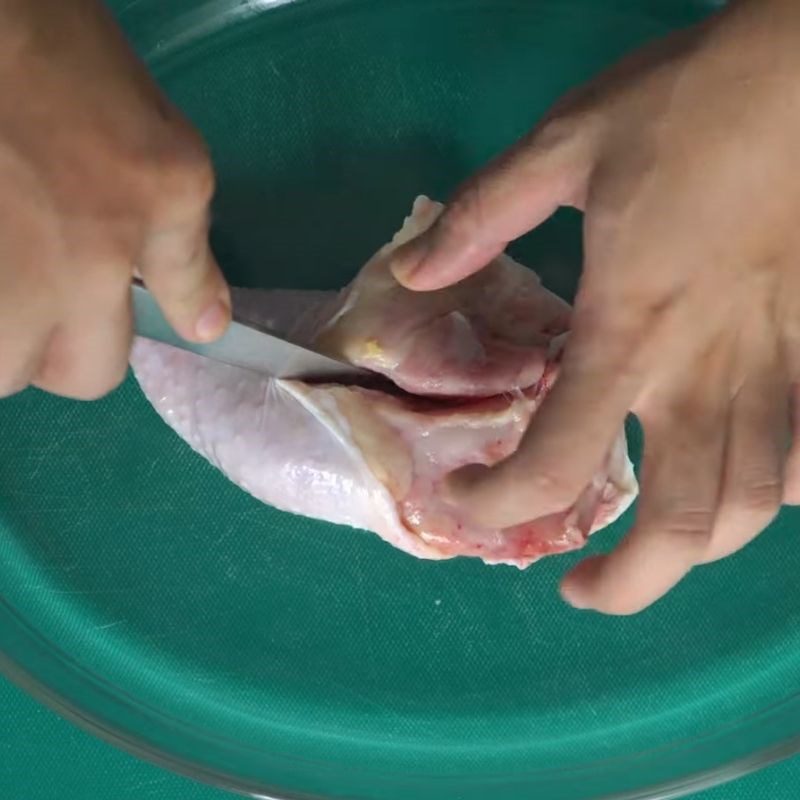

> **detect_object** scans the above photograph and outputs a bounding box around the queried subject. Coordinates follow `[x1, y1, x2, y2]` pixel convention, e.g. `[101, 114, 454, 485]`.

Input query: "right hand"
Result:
[0, 0, 230, 400]
[390, 0, 800, 614]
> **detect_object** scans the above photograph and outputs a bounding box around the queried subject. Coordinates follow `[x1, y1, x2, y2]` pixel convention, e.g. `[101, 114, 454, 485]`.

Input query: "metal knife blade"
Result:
[132, 281, 370, 382]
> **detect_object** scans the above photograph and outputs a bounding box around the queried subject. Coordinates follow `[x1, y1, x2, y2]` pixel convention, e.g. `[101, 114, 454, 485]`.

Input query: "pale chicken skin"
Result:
[131, 197, 637, 567]
[315, 196, 572, 397]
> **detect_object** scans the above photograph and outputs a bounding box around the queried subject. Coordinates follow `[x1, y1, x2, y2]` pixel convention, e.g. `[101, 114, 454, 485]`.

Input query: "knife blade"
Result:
[132, 281, 370, 382]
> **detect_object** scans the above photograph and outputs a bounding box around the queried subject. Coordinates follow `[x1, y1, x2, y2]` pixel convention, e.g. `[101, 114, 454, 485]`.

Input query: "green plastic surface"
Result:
[2, 674, 799, 800]
[2, 1, 800, 799]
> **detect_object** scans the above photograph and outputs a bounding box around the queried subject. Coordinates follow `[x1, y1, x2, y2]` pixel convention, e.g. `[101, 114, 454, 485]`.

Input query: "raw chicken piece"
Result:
[315, 196, 572, 397]
[131, 197, 637, 567]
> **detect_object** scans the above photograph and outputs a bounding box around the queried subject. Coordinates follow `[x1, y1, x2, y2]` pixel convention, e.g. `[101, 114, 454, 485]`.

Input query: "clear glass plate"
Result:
[2, 2, 800, 799]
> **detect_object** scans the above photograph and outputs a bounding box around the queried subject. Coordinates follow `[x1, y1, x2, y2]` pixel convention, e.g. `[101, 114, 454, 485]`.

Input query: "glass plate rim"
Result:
[4, 636, 800, 800]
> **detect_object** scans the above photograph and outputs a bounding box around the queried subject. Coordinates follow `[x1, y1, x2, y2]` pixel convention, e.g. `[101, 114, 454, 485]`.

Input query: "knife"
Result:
[132, 280, 371, 382]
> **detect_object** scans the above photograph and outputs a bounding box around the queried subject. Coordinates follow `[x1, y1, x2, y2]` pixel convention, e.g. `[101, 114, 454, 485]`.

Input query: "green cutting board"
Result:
[3, 2, 800, 800]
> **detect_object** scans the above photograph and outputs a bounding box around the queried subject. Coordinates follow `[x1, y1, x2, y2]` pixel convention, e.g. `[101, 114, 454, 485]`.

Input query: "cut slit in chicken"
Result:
[131, 196, 637, 568]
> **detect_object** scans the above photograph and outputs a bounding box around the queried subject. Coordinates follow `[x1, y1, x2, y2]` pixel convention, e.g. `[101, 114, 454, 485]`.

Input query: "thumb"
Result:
[390, 117, 597, 291]
[139, 214, 231, 344]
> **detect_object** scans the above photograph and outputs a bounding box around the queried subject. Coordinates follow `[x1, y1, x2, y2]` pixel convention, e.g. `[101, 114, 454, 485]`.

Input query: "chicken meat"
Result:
[131, 197, 637, 567]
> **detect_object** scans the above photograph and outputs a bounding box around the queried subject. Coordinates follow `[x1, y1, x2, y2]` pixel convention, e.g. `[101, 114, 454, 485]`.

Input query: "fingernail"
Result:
[195, 298, 230, 342]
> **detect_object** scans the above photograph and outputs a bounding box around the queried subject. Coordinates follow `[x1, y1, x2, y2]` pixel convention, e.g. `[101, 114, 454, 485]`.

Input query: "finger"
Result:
[0, 271, 52, 397]
[33, 278, 132, 400]
[138, 214, 230, 343]
[561, 370, 730, 615]
[391, 116, 597, 291]
[0, 325, 51, 398]
[784, 384, 800, 505]
[703, 373, 787, 562]
[446, 316, 645, 529]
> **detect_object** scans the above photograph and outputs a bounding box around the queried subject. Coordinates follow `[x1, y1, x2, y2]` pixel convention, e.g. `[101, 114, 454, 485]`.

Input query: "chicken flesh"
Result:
[131, 197, 637, 567]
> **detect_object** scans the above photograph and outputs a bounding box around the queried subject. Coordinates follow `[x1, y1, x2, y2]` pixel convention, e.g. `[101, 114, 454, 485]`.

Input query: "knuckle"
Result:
[156, 255, 214, 308]
[649, 508, 715, 549]
[566, 329, 641, 384]
[128, 118, 214, 219]
[159, 132, 215, 208]
[730, 478, 783, 522]
[176, 150, 215, 203]
[529, 114, 581, 153]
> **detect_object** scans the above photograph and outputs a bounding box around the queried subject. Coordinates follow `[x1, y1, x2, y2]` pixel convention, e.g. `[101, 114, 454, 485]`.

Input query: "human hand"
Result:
[391, 0, 800, 613]
[0, 0, 229, 400]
